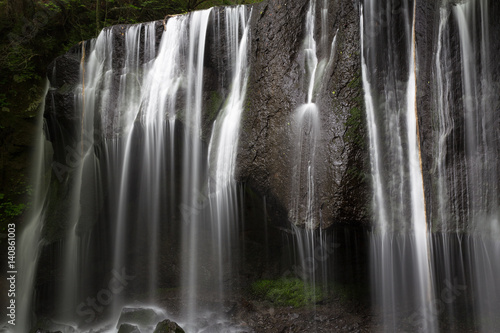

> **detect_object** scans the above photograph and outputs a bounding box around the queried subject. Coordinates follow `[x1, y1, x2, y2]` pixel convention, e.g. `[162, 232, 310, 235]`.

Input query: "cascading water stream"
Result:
[361, 1, 435, 331]
[430, 1, 500, 331]
[207, 4, 250, 308]
[16, 1, 500, 332]
[453, 0, 498, 226]
[17, 82, 51, 333]
[176, 10, 212, 328]
[179, 6, 252, 332]
[17, 7, 254, 331]
[455, 3, 500, 330]
[432, 6, 458, 230]
[290, 0, 337, 303]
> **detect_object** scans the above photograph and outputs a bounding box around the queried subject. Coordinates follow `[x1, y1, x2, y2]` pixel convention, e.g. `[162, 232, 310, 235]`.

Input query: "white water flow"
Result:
[290, 0, 337, 296]
[179, 9, 212, 328]
[430, 1, 500, 331]
[432, 7, 457, 230]
[57, 36, 102, 323]
[103, 22, 160, 316]
[406, 8, 435, 332]
[456, 2, 500, 330]
[17, 82, 51, 333]
[454, 0, 498, 227]
[361, 1, 434, 331]
[207, 6, 250, 304]
[359, 12, 387, 228]
[17, 7, 259, 331]
[427, 7, 466, 329]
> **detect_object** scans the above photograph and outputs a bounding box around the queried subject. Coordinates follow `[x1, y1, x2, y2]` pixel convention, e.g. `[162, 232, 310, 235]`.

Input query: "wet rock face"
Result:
[45, 44, 83, 165]
[237, 0, 369, 228]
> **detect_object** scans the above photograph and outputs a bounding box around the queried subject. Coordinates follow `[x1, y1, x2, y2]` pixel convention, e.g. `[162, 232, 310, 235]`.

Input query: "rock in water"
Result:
[153, 319, 185, 333]
[116, 307, 162, 328]
[117, 323, 141, 333]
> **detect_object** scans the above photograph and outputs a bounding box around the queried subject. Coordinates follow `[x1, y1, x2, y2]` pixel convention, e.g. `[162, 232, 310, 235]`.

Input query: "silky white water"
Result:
[430, 1, 500, 331]
[16, 7, 253, 332]
[206, 5, 250, 313]
[16, 82, 51, 333]
[289, 0, 338, 307]
[361, 1, 435, 331]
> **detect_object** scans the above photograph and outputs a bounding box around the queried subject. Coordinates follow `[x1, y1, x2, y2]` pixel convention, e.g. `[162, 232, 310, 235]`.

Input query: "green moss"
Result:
[207, 90, 224, 122]
[347, 75, 361, 89]
[344, 106, 364, 147]
[343, 71, 365, 148]
[251, 278, 323, 307]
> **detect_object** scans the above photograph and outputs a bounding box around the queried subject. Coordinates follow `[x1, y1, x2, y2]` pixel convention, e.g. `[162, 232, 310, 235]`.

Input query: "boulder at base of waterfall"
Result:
[117, 323, 141, 333]
[116, 307, 162, 328]
[153, 319, 185, 333]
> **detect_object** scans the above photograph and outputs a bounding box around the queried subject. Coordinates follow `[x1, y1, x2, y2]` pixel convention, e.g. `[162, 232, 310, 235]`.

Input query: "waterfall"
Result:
[17, 82, 51, 333]
[455, 2, 500, 329]
[180, 6, 251, 331]
[361, 1, 435, 331]
[17, 6, 253, 331]
[178, 9, 212, 328]
[432, 7, 459, 230]
[289, 0, 337, 303]
[430, 1, 500, 331]
[453, 0, 498, 227]
[362, 0, 500, 331]
[16, 1, 500, 332]
[207, 3, 250, 303]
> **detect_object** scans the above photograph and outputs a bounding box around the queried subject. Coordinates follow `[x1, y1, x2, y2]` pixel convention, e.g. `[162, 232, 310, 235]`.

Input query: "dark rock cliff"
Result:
[237, 0, 369, 228]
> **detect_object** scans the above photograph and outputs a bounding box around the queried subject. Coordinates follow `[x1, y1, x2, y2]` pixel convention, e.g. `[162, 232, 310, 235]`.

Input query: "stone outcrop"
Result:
[238, 0, 368, 228]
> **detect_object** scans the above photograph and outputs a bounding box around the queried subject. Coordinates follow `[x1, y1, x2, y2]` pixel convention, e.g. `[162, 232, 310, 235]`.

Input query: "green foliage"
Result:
[251, 278, 323, 307]
[0, 175, 32, 225]
[7, 45, 40, 83]
[0, 93, 9, 109]
[0, 199, 26, 220]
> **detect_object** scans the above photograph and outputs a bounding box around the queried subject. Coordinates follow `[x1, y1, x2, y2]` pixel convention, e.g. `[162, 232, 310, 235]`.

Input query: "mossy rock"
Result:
[153, 319, 185, 333]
